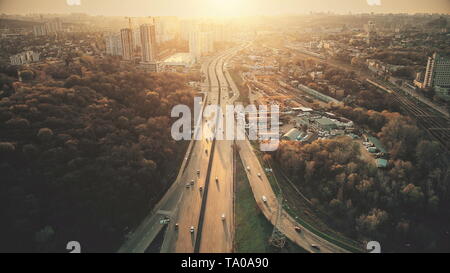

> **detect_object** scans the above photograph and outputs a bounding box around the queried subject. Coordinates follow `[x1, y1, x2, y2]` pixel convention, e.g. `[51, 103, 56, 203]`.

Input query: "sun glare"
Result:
[209, 0, 249, 17]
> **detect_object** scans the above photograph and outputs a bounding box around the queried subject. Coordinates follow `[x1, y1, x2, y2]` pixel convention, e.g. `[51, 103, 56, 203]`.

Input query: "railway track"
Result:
[367, 79, 450, 152]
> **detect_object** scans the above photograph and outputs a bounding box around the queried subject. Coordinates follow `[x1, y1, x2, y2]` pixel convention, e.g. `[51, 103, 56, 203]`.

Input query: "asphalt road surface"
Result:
[119, 44, 353, 253]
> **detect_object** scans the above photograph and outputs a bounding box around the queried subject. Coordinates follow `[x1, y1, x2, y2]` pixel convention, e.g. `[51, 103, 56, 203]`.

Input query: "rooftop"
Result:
[282, 128, 302, 141]
[376, 158, 388, 168]
[163, 53, 194, 66]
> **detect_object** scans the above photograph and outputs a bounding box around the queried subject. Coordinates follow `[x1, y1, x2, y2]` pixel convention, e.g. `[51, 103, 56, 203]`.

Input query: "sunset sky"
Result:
[0, 0, 449, 17]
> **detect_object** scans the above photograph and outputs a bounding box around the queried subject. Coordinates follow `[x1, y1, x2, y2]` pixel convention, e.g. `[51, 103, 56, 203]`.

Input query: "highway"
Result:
[118, 46, 244, 253]
[235, 134, 350, 253]
[118, 53, 219, 253]
[119, 43, 355, 253]
[117, 57, 213, 253]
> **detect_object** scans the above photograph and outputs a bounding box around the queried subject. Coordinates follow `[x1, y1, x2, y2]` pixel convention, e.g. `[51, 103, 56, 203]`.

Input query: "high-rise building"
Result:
[140, 24, 158, 63]
[424, 53, 450, 88]
[212, 24, 232, 43]
[365, 21, 377, 46]
[33, 24, 47, 36]
[423, 53, 450, 101]
[46, 18, 63, 34]
[199, 31, 214, 54]
[33, 19, 63, 37]
[133, 28, 141, 52]
[120, 28, 134, 61]
[105, 33, 123, 56]
[10, 51, 40, 65]
[189, 29, 214, 63]
[189, 30, 201, 62]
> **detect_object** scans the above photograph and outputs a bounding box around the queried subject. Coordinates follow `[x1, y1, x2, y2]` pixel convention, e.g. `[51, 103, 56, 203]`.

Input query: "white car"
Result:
[257, 173, 261, 177]
[262, 196, 267, 203]
[247, 166, 251, 171]
[215, 177, 219, 182]
[311, 244, 320, 251]
[221, 214, 226, 221]
[190, 180, 194, 185]
[196, 170, 200, 175]
[190, 226, 195, 233]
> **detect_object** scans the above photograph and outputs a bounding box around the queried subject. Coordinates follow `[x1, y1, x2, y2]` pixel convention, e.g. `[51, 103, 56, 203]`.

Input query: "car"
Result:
[257, 173, 261, 177]
[311, 244, 320, 250]
[175, 223, 179, 230]
[262, 196, 267, 203]
[190, 180, 194, 185]
[190, 226, 195, 233]
[247, 166, 251, 171]
[221, 214, 225, 221]
[196, 170, 200, 175]
[159, 216, 170, 225]
[199, 186, 203, 192]
[215, 177, 219, 182]
[294, 226, 302, 233]
[186, 183, 190, 188]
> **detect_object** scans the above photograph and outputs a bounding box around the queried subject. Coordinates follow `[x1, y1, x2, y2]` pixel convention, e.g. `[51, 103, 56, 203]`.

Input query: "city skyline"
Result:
[0, 0, 449, 17]
[0, 0, 449, 257]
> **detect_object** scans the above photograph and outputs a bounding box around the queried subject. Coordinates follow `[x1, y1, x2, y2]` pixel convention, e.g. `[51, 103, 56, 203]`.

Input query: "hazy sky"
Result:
[1, 0, 449, 17]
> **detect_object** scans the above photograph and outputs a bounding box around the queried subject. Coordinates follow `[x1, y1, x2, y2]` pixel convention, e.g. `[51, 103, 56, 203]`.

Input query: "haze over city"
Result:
[0, 0, 449, 16]
[0, 0, 449, 261]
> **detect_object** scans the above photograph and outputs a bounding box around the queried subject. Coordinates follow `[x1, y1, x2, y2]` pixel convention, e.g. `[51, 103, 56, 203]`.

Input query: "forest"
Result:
[274, 107, 449, 252]
[0, 57, 196, 252]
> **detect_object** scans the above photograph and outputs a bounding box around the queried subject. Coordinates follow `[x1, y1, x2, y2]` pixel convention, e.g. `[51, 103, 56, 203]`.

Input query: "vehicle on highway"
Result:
[257, 173, 261, 177]
[311, 244, 320, 251]
[197, 170, 200, 175]
[215, 176, 219, 182]
[221, 214, 225, 221]
[190, 180, 194, 185]
[247, 166, 250, 171]
[205, 149, 208, 154]
[190, 226, 195, 233]
[199, 186, 203, 192]
[175, 223, 179, 230]
[295, 226, 302, 233]
[186, 183, 190, 188]
[160, 216, 170, 225]
[262, 196, 267, 203]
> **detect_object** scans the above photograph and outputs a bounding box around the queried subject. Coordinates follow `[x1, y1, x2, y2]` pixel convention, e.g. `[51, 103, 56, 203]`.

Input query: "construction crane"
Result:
[124, 17, 133, 29]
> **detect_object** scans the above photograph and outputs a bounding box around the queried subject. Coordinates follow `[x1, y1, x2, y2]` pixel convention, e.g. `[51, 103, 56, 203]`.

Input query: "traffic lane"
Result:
[199, 139, 234, 253]
[122, 55, 217, 253]
[236, 138, 347, 253]
[173, 135, 211, 252]
[173, 69, 221, 252]
[198, 50, 239, 253]
[171, 50, 234, 252]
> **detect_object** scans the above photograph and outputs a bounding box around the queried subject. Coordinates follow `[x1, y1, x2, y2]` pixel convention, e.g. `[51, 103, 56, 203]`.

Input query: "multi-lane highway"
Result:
[118, 46, 243, 253]
[119, 43, 357, 253]
[170, 46, 245, 253]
